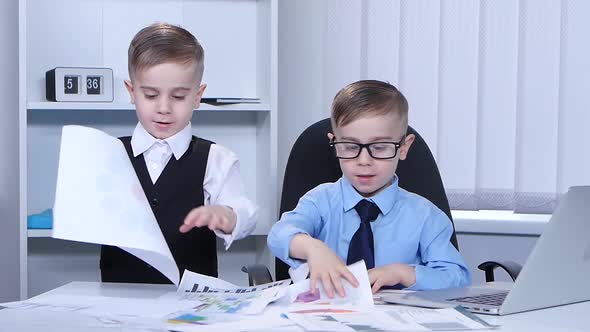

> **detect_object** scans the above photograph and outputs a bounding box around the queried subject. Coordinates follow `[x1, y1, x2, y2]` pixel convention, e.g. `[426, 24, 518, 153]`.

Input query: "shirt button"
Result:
[150, 198, 159, 208]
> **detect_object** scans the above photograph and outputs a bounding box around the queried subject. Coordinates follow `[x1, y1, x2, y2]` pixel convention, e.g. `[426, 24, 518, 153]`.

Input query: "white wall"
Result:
[276, 0, 590, 213]
[275, 0, 570, 283]
[0, 0, 22, 301]
[277, 0, 329, 196]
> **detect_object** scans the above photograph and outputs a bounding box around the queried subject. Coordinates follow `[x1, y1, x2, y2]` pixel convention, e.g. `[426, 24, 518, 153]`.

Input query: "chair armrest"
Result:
[477, 260, 522, 282]
[241, 264, 273, 286]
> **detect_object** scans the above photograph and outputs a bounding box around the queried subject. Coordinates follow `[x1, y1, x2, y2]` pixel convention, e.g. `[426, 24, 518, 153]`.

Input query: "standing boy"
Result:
[268, 80, 470, 296]
[100, 23, 257, 284]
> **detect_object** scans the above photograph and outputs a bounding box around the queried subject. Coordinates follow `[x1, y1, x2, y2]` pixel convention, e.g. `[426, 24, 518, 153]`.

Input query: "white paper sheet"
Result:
[288, 263, 310, 283]
[178, 270, 245, 293]
[178, 269, 291, 295]
[284, 306, 498, 331]
[159, 270, 291, 315]
[0, 307, 169, 332]
[52, 125, 179, 285]
[1, 294, 198, 318]
[161, 305, 294, 332]
[287, 261, 374, 307]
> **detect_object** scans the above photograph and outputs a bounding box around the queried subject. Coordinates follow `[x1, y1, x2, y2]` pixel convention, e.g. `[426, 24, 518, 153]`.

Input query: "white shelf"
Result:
[27, 229, 52, 238]
[27, 102, 271, 112]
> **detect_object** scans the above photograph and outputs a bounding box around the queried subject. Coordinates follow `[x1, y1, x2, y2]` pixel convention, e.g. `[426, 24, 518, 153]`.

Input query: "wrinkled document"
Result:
[52, 125, 179, 285]
[287, 261, 374, 307]
[157, 270, 291, 315]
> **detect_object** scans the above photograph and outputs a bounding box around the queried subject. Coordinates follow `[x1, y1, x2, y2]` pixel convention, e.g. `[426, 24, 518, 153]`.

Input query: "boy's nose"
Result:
[157, 100, 172, 114]
[356, 146, 373, 165]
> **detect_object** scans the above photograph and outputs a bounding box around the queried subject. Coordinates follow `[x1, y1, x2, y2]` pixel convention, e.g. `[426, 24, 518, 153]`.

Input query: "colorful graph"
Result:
[167, 312, 240, 325]
[289, 308, 357, 314]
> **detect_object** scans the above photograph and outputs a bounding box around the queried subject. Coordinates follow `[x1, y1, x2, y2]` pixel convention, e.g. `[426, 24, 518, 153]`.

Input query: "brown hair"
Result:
[331, 80, 409, 131]
[128, 23, 204, 81]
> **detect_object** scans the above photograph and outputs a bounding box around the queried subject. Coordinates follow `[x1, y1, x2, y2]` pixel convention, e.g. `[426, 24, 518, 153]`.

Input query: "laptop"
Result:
[382, 186, 590, 315]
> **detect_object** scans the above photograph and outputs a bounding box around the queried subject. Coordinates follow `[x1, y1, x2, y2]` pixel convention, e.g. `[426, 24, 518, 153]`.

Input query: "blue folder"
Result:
[27, 209, 53, 229]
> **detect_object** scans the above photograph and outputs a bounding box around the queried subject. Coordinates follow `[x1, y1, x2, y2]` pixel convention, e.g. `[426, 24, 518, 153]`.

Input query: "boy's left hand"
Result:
[368, 263, 416, 293]
[179, 205, 237, 234]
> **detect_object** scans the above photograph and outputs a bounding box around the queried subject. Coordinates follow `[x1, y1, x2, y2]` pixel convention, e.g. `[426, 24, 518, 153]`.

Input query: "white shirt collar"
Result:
[130, 122, 193, 160]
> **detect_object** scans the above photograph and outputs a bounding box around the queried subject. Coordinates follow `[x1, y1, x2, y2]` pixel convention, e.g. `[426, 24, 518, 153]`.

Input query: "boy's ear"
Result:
[124, 79, 135, 104]
[327, 132, 335, 142]
[194, 83, 207, 106]
[398, 133, 415, 161]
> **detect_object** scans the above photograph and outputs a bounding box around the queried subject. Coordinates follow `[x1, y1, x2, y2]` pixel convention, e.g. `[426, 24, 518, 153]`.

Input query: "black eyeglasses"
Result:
[329, 136, 405, 160]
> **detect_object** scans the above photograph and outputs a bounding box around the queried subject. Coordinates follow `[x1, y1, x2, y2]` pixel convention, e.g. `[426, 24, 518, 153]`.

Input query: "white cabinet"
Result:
[20, 0, 277, 298]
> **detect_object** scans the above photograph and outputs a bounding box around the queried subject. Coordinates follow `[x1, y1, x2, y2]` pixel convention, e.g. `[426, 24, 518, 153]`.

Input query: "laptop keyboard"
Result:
[449, 291, 509, 306]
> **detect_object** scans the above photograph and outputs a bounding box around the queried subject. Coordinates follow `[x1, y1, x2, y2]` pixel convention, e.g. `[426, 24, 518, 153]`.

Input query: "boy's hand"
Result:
[368, 263, 416, 293]
[179, 205, 237, 234]
[292, 235, 359, 298]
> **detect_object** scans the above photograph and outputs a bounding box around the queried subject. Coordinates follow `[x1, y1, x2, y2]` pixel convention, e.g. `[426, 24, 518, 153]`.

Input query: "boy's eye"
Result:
[145, 94, 157, 99]
[173, 96, 187, 100]
[343, 144, 359, 151]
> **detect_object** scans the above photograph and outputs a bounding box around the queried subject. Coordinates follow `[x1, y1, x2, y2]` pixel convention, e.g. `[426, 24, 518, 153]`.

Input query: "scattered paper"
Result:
[163, 304, 294, 332]
[52, 125, 179, 285]
[1, 294, 198, 318]
[2, 295, 198, 318]
[165, 312, 242, 326]
[288, 263, 310, 283]
[0, 307, 169, 331]
[287, 261, 374, 307]
[178, 270, 250, 293]
[284, 306, 498, 331]
[158, 270, 291, 315]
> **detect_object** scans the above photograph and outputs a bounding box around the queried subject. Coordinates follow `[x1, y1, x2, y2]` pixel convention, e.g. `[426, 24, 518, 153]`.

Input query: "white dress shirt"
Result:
[130, 122, 258, 249]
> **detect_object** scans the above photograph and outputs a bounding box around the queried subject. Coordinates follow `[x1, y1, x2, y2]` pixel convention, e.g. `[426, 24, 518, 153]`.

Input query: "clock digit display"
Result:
[86, 76, 101, 95]
[47, 67, 113, 101]
[64, 75, 79, 94]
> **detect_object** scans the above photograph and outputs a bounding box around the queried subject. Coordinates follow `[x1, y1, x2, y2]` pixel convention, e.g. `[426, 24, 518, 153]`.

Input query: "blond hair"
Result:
[128, 23, 204, 81]
[331, 80, 409, 131]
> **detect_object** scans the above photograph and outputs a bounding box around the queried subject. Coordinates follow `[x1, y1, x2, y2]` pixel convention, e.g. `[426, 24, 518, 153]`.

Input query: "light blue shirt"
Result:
[267, 176, 471, 290]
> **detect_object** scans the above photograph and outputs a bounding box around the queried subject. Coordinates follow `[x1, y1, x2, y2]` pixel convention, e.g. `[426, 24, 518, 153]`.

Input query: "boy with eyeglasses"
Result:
[268, 80, 470, 297]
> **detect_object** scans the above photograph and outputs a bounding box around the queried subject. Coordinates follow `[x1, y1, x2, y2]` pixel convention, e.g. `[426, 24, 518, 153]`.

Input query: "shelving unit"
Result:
[20, 0, 277, 298]
[27, 229, 53, 238]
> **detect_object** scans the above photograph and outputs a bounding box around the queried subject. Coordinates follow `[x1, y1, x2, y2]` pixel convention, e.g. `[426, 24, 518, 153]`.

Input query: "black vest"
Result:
[100, 136, 218, 284]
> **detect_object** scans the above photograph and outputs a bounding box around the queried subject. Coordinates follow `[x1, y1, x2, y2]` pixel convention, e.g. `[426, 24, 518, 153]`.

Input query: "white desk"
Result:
[2, 282, 589, 332]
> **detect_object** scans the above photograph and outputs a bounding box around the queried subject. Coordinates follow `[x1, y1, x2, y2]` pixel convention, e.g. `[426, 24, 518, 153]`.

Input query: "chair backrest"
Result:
[275, 118, 458, 280]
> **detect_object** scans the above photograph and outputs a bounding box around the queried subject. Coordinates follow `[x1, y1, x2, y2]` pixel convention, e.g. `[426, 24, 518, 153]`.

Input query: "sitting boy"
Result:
[268, 80, 470, 296]
[100, 23, 257, 283]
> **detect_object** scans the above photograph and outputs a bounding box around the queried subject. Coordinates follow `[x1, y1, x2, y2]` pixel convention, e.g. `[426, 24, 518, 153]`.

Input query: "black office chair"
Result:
[243, 118, 520, 285]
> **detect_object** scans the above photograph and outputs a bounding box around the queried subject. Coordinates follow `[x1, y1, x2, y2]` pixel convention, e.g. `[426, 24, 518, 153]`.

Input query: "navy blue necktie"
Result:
[347, 199, 381, 269]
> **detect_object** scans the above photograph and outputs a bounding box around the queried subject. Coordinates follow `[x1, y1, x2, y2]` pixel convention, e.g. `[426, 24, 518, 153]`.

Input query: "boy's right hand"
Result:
[179, 205, 237, 234]
[290, 234, 359, 298]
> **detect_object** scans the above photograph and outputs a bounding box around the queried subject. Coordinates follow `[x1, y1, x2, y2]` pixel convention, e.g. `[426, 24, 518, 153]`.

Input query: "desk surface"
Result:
[3, 282, 590, 332]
